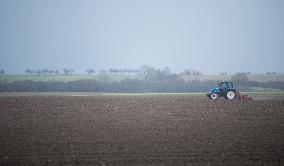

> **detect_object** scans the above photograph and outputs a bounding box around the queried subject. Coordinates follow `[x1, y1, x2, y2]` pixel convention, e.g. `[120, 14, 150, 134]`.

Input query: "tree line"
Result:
[0, 69, 5, 75]
[23, 68, 142, 75]
[1, 66, 284, 92]
[23, 66, 178, 77]
[25, 68, 74, 75]
[2, 66, 282, 76]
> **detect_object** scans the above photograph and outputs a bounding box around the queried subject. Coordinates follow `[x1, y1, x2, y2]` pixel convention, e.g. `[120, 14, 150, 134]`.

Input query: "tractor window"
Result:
[220, 82, 233, 89]
[228, 82, 233, 88]
[220, 82, 228, 89]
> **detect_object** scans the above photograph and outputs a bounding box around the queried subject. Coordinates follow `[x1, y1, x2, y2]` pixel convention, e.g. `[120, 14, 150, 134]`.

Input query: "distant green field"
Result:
[178, 74, 284, 82]
[0, 74, 143, 83]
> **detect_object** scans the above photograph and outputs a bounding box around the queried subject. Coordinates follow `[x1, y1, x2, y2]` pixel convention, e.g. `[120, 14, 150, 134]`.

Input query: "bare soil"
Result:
[0, 96, 284, 165]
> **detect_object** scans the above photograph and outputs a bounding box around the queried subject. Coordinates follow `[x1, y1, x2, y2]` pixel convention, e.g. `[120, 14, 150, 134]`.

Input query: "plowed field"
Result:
[0, 95, 284, 165]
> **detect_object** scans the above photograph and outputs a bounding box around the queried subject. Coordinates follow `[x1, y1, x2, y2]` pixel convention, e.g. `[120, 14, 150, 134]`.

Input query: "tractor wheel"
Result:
[226, 90, 236, 100]
[210, 93, 218, 100]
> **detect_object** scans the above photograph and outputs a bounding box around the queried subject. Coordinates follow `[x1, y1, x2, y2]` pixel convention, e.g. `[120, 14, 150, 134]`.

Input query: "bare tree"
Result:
[232, 73, 248, 82]
[0, 69, 5, 75]
[63, 68, 74, 75]
[41, 69, 49, 75]
[163, 66, 172, 75]
[25, 69, 33, 75]
[36, 69, 41, 75]
[0, 69, 4, 82]
[109, 68, 118, 75]
[86, 69, 95, 75]
[55, 70, 60, 75]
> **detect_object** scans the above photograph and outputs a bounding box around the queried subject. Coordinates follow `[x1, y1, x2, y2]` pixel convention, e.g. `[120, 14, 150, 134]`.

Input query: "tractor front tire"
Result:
[210, 93, 218, 100]
[226, 90, 236, 100]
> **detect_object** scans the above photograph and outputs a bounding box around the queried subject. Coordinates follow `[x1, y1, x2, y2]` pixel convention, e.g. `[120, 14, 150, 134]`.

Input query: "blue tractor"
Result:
[207, 81, 237, 100]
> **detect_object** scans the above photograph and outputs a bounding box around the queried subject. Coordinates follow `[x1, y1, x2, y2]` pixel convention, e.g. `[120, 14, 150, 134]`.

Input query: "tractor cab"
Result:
[207, 81, 236, 100]
[218, 81, 234, 93]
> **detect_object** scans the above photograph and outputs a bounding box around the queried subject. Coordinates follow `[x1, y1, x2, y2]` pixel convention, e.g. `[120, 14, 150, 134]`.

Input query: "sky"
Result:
[0, 0, 284, 74]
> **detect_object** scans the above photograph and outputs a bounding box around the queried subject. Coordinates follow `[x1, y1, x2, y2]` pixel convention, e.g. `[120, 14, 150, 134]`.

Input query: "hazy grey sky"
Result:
[1, 0, 284, 74]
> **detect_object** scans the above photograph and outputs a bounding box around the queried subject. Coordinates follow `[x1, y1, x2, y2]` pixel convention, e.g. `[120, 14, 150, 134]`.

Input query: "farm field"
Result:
[0, 95, 284, 165]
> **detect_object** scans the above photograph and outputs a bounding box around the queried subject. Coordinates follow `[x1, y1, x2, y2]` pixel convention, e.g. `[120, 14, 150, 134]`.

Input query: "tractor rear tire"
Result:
[226, 90, 235, 100]
[210, 93, 218, 100]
